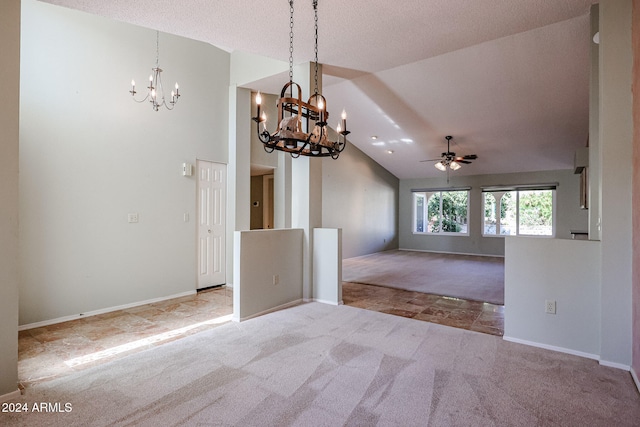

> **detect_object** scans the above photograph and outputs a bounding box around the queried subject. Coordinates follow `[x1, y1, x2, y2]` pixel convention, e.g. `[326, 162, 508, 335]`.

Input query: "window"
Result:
[482, 185, 555, 237]
[413, 189, 469, 234]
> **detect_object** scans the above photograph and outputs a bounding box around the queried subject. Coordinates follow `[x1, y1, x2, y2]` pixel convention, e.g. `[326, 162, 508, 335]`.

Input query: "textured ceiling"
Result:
[42, 0, 595, 179]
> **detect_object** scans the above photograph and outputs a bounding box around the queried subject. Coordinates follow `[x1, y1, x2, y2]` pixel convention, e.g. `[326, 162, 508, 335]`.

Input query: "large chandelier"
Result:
[129, 31, 180, 111]
[252, 0, 349, 159]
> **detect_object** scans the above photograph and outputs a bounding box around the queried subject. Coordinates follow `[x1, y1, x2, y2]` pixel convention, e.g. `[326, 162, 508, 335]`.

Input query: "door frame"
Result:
[195, 159, 227, 289]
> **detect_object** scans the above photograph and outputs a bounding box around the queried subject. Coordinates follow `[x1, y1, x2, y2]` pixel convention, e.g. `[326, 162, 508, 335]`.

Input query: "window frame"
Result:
[412, 188, 470, 236]
[481, 184, 557, 238]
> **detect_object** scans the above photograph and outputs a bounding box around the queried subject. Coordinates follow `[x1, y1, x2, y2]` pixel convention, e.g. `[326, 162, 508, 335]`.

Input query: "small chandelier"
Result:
[129, 31, 180, 111]
[252, 0, 350, 159]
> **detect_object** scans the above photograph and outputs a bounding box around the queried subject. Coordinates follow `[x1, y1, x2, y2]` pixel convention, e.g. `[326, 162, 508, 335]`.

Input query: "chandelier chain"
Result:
[155, 30, 160, 68]
[289, 0, 294, 83]
[313, 0, 319, 95]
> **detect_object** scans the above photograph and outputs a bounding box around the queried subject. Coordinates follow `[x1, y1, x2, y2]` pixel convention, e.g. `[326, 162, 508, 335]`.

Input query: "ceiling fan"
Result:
[420, 135, 478, 172]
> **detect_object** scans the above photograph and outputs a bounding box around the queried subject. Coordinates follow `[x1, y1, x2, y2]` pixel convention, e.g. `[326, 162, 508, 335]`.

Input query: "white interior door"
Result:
[197, 160, 226, 289]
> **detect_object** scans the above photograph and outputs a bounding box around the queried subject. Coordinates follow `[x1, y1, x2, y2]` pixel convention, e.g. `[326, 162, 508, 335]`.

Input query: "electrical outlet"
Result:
[545, 300, 556, 314]
[272, 275, 279, 285]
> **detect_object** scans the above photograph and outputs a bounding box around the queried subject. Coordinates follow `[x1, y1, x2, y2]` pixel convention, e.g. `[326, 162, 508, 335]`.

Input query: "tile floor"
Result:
[342, 282, 505, 336]
[18, 282, 504, 389]
[18, 286, 233, 388]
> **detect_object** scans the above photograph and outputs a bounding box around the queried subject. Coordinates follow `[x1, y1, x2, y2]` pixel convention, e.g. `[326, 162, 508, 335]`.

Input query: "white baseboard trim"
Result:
[599, 359, 631, 371]
[313, 298, 341, 306]
[232, 299, 303, 322]
[503, 336, 600, 362]
[0, 389, 21, 403]
[19, 290, 197, 331]
[504, 337, 634, 372]
[631, 368, 640, 394]
[398, 247, 505, 258]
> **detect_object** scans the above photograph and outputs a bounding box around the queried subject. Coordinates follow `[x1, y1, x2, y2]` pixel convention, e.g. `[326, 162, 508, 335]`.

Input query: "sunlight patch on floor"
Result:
[64, 314, 233, 367]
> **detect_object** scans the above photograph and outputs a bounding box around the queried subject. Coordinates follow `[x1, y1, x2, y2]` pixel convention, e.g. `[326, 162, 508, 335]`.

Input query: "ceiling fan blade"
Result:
[462, 154, 478, 160]
[456, 160, 472, 164]
[419, 158, 443, 162]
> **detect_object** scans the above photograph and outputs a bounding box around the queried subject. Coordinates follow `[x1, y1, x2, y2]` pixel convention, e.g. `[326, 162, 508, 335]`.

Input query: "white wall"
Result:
[233, 229, 303, 321]
[0, 0, 21, 398]
[598, 0, 633, 367]
[399, 169, 588, 256]
[313, 228, 342, 305]
[227, 86, 252, 287]
[504, 238, 601, 358]
[19, 1, 230, 325]
[322, 142, 399, 259]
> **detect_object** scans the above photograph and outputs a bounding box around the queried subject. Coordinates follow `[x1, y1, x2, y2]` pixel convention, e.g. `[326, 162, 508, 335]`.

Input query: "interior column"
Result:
[0, 0, 20, 399]
[291, 62, 323, 301]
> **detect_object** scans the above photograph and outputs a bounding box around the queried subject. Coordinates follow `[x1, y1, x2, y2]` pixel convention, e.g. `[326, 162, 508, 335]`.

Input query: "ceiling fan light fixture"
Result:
[434, 161, 447, 171]
[450, 161, 461, 171]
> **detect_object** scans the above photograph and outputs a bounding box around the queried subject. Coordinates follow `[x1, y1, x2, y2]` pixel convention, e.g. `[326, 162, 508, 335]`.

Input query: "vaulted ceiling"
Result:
[42, 0, 595, 179]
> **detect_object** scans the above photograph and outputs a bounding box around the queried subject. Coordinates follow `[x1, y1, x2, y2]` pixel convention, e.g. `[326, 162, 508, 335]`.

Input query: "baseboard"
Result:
[398, 247, 505, 258]
[631, 367, 640, 394]
[503, 336, 600, 362]
[313, 298, 341, 306]
[599, 359, 631, 371]
[0, 389, 21, 403]
[232, 299, 303, 322]
[18, 290, 197, 331]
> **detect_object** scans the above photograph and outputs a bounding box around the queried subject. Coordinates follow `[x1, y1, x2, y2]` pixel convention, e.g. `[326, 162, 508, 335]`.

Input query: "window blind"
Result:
[480, 183, 558, 192]
[411, 186, 471, 193]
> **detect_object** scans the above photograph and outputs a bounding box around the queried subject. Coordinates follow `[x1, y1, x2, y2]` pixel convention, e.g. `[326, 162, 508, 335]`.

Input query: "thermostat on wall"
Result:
[182, 163, 193, 176]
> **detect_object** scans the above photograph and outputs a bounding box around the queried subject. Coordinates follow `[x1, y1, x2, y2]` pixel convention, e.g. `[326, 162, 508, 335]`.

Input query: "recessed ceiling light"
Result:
[371, 136, 378, 140]
[387, 150, 394, 154]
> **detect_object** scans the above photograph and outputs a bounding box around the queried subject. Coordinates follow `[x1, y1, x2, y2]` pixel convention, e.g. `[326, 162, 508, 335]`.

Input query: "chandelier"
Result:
[129, 31, 180, 111]
[252, 0, 349, 159]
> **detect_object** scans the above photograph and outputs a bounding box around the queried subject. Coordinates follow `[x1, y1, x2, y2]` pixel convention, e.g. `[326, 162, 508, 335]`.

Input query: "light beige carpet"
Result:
[3, 303, 639, 426]
[343, 250, 505, 304]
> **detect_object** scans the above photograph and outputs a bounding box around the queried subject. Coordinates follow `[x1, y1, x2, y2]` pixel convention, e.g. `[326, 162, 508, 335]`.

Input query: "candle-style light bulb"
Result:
[131, 79, 136, 87]
[340, 108, 347, 133]
[175, 82, 179, 90]
[318, 99, 325, 123]
[255, 92, 262, 121]
[151, 89, 156, 99]
[261, 112, 267, 131]
[337, 123, 342, 133]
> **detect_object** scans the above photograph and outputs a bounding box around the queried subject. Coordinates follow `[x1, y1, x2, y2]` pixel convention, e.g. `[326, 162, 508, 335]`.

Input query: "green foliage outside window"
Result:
[483, 189, 552, 236]
[427, 191, 468, 233]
